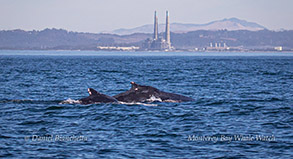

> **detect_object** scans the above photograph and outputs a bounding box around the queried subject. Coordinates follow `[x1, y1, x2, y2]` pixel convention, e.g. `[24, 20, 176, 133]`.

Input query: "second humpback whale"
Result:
[113, 82, 195, 103]
[79, 88, 117, 104]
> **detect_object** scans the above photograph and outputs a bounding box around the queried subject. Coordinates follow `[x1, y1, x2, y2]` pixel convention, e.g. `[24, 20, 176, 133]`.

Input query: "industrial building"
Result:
[142, 11, 173, 51]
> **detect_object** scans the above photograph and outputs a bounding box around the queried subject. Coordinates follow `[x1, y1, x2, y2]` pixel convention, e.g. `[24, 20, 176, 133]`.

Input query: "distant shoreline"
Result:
[1, 29, 292, 53]
[1, 50, 293, 57]
[0, 49, 292, 53]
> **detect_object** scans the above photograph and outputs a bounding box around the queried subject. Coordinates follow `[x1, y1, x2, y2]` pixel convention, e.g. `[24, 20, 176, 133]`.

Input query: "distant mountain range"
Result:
[1, 28, 293, 50]
[110, 18, 266, 35]
[0, 29, 150, 50]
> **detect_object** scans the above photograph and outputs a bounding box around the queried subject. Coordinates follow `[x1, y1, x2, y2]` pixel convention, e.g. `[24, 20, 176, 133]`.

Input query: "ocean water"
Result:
[0, 50, 292, 158]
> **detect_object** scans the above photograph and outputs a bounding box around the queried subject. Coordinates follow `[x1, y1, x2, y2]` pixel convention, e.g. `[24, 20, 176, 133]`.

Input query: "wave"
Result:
[0, 99, 33, 103]
[241, 97, 282, 102]
[0, 99, 62, 104]
[1, 97, 180, 106]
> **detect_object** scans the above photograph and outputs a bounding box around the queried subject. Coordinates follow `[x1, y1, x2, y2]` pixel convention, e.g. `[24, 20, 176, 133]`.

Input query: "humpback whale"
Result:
[113, 82, 195, 103]
[79, 88, 117, 104]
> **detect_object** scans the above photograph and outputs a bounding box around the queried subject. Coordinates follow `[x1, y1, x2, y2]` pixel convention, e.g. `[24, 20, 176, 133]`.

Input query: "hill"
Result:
[0, 28, 148, 50]
[111, 18, 266, 35]
[0, 28, 292, 50]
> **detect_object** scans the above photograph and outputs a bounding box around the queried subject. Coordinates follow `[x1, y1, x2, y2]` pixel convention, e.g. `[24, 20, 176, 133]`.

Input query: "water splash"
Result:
[59, 98, 81, 104]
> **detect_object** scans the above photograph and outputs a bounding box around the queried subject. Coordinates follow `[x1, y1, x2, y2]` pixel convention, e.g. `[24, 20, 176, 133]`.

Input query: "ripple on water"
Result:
[0, 55, 292, 158]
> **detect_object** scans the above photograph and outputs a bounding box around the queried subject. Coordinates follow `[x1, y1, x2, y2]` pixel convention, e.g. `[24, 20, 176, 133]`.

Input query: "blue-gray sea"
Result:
[0, 50, 292, 158]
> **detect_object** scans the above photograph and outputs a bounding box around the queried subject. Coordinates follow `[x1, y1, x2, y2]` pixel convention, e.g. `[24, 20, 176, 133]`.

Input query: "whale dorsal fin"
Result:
[130, 81, 139, 90]
[88, 88, 98, 95]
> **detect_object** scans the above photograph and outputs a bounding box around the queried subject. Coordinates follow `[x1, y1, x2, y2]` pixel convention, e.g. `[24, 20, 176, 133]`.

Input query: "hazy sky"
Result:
[0, 0, 292, 33]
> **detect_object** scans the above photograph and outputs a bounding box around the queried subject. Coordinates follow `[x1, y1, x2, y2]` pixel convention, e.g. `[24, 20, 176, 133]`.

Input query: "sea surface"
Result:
[0, 50, 292, 158]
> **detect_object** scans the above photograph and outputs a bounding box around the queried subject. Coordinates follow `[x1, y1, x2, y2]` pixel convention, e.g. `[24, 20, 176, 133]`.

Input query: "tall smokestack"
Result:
[165, 11, 171, 49]
[153, 11, 158, 40]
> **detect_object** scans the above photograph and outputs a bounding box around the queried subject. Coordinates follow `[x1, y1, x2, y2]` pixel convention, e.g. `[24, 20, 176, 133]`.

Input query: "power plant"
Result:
[153, 11, 158, 40]
[142, 11, 173, 51]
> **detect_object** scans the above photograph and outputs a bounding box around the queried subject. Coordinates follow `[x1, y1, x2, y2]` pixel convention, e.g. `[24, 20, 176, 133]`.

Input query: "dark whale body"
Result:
[79, 88, 117, 104]
[113, 82, 195, 103]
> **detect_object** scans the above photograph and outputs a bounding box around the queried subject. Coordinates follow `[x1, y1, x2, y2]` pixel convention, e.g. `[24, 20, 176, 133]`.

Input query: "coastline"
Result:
[1, 49, 293, 57]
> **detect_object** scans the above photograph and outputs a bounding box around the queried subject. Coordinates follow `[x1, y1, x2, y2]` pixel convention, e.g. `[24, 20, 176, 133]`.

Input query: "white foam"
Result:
[162, 99, 179, 103]
[118, 101, 158, 107]
[59, 98, 81, 104]
[146, 95, 162, 102]
[60, 98, 158, 106]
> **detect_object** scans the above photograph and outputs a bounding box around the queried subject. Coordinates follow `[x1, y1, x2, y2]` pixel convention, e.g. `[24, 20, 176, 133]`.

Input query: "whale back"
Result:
[113, 82, 194, 103]
[114, 83, 158, 103]
[79, 88, 117, 104]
